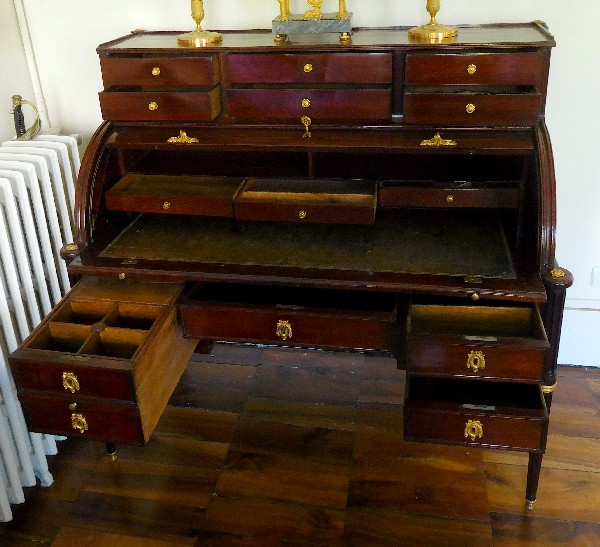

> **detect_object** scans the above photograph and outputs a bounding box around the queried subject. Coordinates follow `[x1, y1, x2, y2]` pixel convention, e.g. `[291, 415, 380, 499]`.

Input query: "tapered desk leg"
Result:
[526, 453, 544, 509]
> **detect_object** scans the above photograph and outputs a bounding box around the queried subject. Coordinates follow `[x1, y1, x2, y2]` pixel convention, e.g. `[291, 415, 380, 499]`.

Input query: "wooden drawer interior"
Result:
[105, 174, 245, 217]
[234, 178, 377, 224]
[410, 301, 547, 341]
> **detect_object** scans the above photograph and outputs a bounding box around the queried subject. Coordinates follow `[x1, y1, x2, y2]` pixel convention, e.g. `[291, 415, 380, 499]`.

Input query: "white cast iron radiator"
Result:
[0, 135, 78, 521]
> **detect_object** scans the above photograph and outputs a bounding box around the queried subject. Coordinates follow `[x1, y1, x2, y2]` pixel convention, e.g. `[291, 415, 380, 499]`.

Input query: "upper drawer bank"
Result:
[227, 52, 393, 84]
[405, 52, 545, 86]
[100, 56, 220, 87]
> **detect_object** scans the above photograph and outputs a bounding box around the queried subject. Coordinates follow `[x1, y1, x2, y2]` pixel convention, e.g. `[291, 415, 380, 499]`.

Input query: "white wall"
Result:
[11, 1, 600, 366]
[0, 0, 35, 141]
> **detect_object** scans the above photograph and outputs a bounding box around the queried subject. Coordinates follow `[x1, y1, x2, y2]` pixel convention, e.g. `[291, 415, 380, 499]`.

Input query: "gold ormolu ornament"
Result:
[409, 0, 458, 42]
[178, 0, 222, 47]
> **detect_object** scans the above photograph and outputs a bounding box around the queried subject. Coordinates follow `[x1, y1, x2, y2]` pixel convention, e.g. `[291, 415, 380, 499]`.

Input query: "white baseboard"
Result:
[558, 303, 600, 367]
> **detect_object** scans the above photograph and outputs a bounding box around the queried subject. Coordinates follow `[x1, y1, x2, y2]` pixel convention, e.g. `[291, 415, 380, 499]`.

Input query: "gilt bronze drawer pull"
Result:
[298, 210, 307, 219]
[71, 413, 88, 434]
[304, 63, 313, 73]
[167, 130, 199, 144]
[467, 64, 477, 75]
[446, 195, 454, 203]
[302, 98, 311, 108]
[152, 67, 161, 76]
[163, 201, 171, 210]
[148, 101, 158, 111]
[466, 103, 476, 114]
[62, 372, 80, 394]
[276, 320, 293, 341]
[467, 350, 486, 372]
[464, 419, 483, 442]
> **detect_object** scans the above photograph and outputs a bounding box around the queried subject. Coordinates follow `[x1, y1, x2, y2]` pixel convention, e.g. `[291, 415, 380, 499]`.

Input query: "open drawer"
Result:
[9, 277, 197, 444]
[404, 377, 548, 452]
[406, 300, 549, 382]
[180, 284, 397, 351]
[233, 178, 377, 225]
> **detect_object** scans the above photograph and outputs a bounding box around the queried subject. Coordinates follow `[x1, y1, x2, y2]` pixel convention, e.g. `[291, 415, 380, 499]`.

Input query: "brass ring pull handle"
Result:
[467, 64, 477, 75]
[148, 101, 158, 111]
[302, 98, 311, 108]
[163, 202, 171, 210]
[298, 210, 307, 219]
[62, 372, 80, 394]
[304, 63, 313, 73]
[71, 413, 89, 434]
[446, 195, 454, 204]
[464, 419, 483, 442]
[276, 320, 293, 341]
[466, 103, 476, 114]
[467, 350, 486, 372]
[152, 67, 161, 76]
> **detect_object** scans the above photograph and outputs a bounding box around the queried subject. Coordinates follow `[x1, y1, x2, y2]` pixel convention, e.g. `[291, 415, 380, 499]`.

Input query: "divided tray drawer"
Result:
[406, 301, 549, 381]
[180, 284, 397, 351]
[404, 377, 548, 452]
[9, 277, 197, 444]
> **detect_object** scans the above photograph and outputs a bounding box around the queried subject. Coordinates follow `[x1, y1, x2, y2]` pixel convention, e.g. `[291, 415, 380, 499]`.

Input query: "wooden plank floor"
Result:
[1, 345, 599, 546]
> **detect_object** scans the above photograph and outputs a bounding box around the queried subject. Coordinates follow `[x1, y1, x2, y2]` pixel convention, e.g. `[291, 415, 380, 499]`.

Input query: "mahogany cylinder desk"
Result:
[9, 23, 572, 508]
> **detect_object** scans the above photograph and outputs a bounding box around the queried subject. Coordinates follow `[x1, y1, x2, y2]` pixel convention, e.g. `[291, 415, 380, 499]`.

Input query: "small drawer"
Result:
[234, 179, 377, 225]
[227, 53, 393, 84]
[404, 377, 548, 452]
[406, 301, 548, 382]
[100, 56, 220, 88]
[105, 174, 246, 217]
[405, 52, 545, 86]
[227, 89, 391, 121]
[180, 284, 397, 351]
[99, 88, 221, 121]
[18, 393, 144, 445]
[403, 89, 541, 127]
[378, 186, 523, 209]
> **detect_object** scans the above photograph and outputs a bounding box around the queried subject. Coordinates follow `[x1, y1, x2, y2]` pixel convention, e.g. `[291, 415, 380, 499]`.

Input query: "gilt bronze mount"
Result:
[273, 1, 352, 44]
[409, 0, 458, 42]
[178, 0, 222, 47]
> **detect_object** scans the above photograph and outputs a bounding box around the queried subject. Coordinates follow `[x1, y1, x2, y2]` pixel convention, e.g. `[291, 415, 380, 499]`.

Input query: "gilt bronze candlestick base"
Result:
[409, 0, 458, 42]
[178, 0, 222, 47]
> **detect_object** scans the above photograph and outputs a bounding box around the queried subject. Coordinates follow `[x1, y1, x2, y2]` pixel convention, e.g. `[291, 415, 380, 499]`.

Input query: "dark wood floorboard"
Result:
[1, 346, 598, 546]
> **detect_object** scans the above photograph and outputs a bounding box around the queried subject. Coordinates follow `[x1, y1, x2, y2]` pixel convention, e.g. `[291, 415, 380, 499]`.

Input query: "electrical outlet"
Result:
[591, 266, 600, 288]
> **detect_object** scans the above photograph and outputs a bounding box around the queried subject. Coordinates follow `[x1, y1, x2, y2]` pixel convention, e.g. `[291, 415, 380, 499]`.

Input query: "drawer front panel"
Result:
[228, 53, 393, 84]
[100, 56, 219, 87]
[403, 92, 541, 126]
[378, 187, 522, 209]
[19, 393, 143, 444]
[408, 341, 545, 381]
[227, 89, 391, 121]
[405, 52, 544, 86]
[405, 406, 546, 451]
[181, 305, 396, 351]
[234, 200, 376, 225]
[99, 89, 221, 121]
[11, 355, 134, 401]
